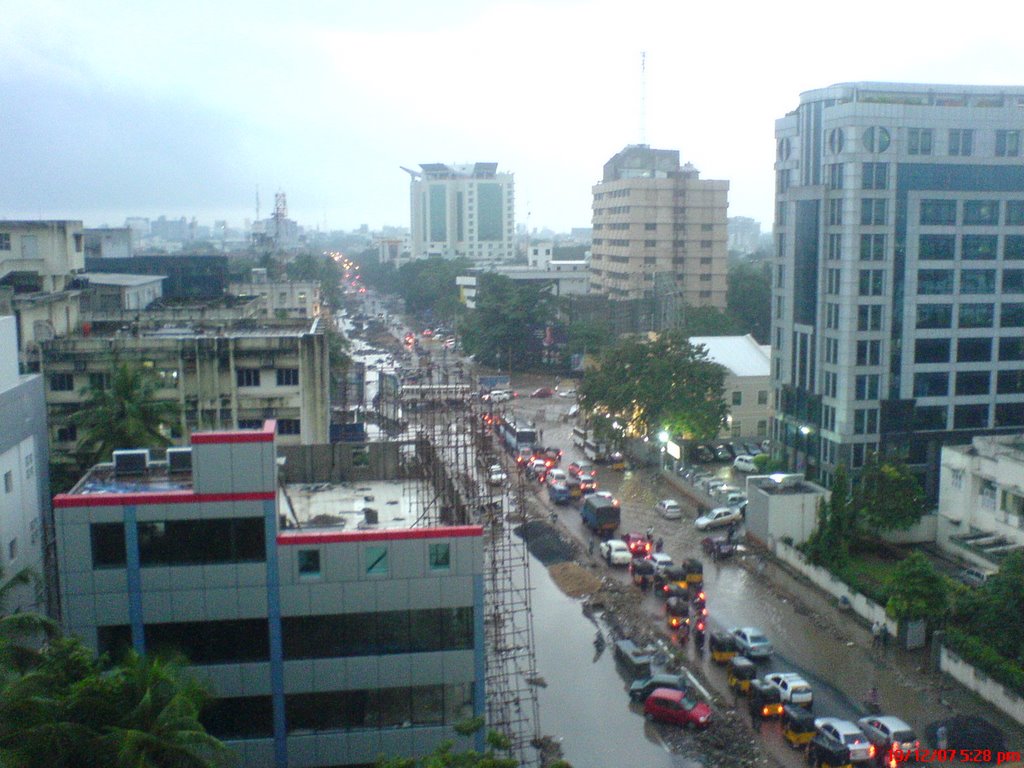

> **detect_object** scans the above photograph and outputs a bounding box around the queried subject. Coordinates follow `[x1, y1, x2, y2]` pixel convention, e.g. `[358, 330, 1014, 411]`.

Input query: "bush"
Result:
[944, 628, 1024, 696]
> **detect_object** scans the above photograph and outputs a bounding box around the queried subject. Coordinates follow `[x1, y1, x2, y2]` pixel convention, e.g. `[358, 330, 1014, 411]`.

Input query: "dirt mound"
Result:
[515, 520, 576, 565]
[548, 562, 602, 598]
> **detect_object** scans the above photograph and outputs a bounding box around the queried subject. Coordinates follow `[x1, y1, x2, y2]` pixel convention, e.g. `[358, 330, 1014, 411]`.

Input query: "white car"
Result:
[656, 499, 682, 520]
[545, 468, 568, 486]
[487, 465, 508, 486]
[650, 552, 674, 573]
[599, 539, 631, 566]
[490, 390, 513, 403]
[694, 506, 742, 531]
[856, 715, 919, 757]
[730, 627, 773, 658]
[733, 454, 758, 473]
[763, 672, 814, 708]
[814, 718, 875, 763]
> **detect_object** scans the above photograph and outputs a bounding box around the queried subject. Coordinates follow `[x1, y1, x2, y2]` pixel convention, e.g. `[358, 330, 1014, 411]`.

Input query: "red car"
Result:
[622, 532, 652, 558]
[643, 688, 712, 728]
[531, 387, 555, 398]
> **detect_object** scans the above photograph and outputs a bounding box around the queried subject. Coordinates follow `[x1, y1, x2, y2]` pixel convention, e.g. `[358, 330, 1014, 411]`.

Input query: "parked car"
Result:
[713, 443, 735, 461]
[704, 479, 727, 495]
[599, 539, 632, 566]
[695, 507, 742, 531]
[691, 444, 715, 463]
[733, 454, 758, 473]
[643, 688, 712, 729]
[558, 388, 576, 398]
[855, 715, 919, 758]
[958, 566, 991, 587]
[713, 484, 740, 499]
[743, 442, 763, 457]
[763, 672, 814, 708]
[487, 465, 508, 486]
[629, 673, 689, 702]
[814, 718, 875, 763]
[489, 389, 514, 402]
[725, 492, 747, 507]
[729, 627, 773, 659]
[531, 387, 555, 398]
[656, 499, 683, 520]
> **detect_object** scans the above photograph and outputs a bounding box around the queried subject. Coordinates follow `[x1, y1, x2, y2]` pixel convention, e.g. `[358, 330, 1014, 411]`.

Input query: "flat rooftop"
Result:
[283, 481, 417, 532]
[69, 461, 193, 495]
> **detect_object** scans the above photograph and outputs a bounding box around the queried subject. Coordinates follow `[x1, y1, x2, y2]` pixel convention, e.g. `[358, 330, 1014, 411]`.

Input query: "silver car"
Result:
[856, 715, 919, 757]
[729, 627, 773, 658]
[814, 718, 874, 763]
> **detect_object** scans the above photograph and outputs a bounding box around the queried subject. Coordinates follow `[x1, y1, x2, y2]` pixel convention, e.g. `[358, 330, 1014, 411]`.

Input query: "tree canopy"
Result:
[459, 274, 558, 371]
[950, 551, 1024, 663]
[851, 453, 928, 537]
[725, 259, 771, 344]
[885, 551, 948, 622]
[578, 331, 728, 440]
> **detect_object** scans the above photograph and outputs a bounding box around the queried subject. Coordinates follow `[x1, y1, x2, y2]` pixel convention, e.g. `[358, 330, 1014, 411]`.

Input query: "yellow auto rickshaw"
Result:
[781, 705, 816, 748]
[727, 655, 757, 695]
[609, 451, 626, 470]
[684, 557, 703, 589]
[749, 679, 784, 718]
[709, 631, 739, 664]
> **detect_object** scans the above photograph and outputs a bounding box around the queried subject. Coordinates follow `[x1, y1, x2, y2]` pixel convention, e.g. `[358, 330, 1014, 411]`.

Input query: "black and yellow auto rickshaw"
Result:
[749, 679, 784, 719]
[709, 631, 739, 664]
[727, 655, 757, 695]
[684, 557, 703, 589]
[655, 566, 688, 599]
[665, 596, 689, 630]
[807, 735, 852, 768]
[781, 705, 816, 748]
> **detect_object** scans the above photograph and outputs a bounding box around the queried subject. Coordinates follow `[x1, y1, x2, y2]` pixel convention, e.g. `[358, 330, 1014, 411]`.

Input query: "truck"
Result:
[548, 482, 570, 505]
[580, 495, 620, 537]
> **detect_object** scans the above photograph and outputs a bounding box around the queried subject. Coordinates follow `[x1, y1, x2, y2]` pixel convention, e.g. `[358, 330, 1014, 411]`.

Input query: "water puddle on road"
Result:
[530, 555, 703, 768]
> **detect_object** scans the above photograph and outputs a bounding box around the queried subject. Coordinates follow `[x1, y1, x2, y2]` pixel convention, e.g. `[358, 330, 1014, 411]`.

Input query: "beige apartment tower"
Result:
[590, 145, 728, 307]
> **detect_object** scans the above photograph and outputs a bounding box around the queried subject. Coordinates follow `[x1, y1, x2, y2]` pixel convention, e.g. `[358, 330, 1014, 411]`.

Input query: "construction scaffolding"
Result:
[391, 349, 542, 766]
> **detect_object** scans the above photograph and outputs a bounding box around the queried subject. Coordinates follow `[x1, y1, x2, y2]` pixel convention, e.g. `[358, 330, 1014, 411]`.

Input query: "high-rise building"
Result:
[589, 145, 728, 307]
[405, 163, 515, 262]
[772, 82, 1024, 497]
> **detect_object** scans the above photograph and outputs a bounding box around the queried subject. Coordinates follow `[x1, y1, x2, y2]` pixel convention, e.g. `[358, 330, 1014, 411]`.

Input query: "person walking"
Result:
[655, 537, 664, 553]
[871, 620, 882, 648]
[750, 698, 762, 732]
[880, 623, 890, 650]
[588, 538, 596, 557]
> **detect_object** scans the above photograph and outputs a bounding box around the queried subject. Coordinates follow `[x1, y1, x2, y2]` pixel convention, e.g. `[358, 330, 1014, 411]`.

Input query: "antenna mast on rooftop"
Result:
[640, 51, 647, 145]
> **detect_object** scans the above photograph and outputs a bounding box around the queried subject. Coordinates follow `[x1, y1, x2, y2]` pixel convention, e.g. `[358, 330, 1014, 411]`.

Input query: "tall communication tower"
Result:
[640, 50, 647, 145]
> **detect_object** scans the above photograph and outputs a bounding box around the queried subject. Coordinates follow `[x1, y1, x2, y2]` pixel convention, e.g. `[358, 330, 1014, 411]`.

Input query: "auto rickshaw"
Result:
[566, 476, 583, 500]
[684, 557, 703, 588]
[655, 566, 688, 598]
[807, 735, 853, 768]
[630, 557, 656, 586]
[727, 655, 757, 695]
[709, 631, 739, 664]
[781, 705, 816, 749]
[608, 451, 626, 470]
[749, 679, 784, 719]
[665, 596, 689, 630]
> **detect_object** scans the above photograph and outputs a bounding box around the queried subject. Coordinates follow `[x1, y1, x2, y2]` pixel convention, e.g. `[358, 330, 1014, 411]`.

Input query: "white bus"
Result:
[572, 426, 587, 448]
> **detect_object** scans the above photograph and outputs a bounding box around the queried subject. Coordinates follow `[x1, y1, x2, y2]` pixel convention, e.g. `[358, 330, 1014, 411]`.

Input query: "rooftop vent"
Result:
[113, 449, 150, 476]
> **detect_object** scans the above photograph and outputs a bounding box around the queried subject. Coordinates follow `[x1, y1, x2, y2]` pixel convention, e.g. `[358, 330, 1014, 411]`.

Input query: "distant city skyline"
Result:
[3, 1, 1022, 233]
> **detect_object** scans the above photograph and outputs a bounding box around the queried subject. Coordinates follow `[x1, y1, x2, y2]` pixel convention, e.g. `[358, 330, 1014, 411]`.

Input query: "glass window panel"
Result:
[444, 683, 475, 724]
[1007, 201, 1024, 225]
[999, 338, 1024, 362]
[954, 405, 988, 429]
[409, 609, 443, 653]
[962, 235, 997, 260]
[1002, 303, 1024, 327]
[957, 338, 992, 362]
[916, 304, 952, 329]
[996, 403, 1024, 427]
[377, 687, 411, 728]
[917, 270, 954, 295]
[412, 685, 445, 726]
[920, 199, 956, 225]
[919, 235, 954, 260]
[1003, 270, 1024, 293]
[377, 610, 411, 655]
[429, 543, 451, 570]
[1005, 235, 1024, 260]
[955, 371, 990, 395]
[913, 372, 948, 397]
[915, 338, 950, 363]
[958, 303, 994, 328]
[961, 269, 995, 294]
[365, 545, 388, 575]
[963, 200, 999, 225]
[91, 523, 126, 567]
[914, 406, 947, 431]
[997, 370, 1024, 394]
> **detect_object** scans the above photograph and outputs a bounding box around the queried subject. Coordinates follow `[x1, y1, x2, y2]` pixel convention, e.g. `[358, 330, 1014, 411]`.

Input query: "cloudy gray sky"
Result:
[2, 0, 1021, 233]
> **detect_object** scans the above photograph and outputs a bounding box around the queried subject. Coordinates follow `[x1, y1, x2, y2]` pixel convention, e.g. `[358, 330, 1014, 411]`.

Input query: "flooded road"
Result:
[531, 551, 702, 768]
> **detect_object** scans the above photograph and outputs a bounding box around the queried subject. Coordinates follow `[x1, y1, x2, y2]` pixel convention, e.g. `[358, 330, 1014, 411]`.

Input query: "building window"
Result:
[277, 419, 301, 435]
[862, 162, 888, 190]
[822, 405, 836, 431]
[948, 129, 973, 156]
[298, 550, 321, 578]
[999, 338, 1024, 362]
[917, 270, 954, 295]
[962, 235, 997, 260]
[914, 406, 947, 431]
[998, 369, 1024, 392]
[920, 199, 956, 225]
[757, 390, 768, 405]
[50, 373, 74, 392]
[851, 444, 867, 469]
[862, 126, 891, 153]
[856, 340, 881, 366]
[1003, 270, 1024, 293]
[858, 269, 884, 296]
[954, 404, 988, 429]
[826, 268, 841, 295]
[644, 240, 657, 247]
[961, 269, 995, 294]
[276, 368, 299, 386]
[1005, 235, 1024, 260]
[1003, 303, 1024, 327]
[0, 233, 9, 251]
[824, 337, 839, 364]
[828, 199, 843, 226]
[731, 391, 742, 406]
[644, 223, 657, 231]
[237, 369, 261, 387]
[757, 420, 767, 436]
[826, 303, 840, 329]
[908, 128, 933, 155]
[913, 372, 949, 397]
[3, 471, 11, 493]
[861, 198, 887, 226]
[858, 304, 882, 331]
[860, 234, 885, 261]
[828, 234, 842, 260]
[88, 372, 110, 391]
[996, 130, 1021, 157]
[996, 403, 1024, 427]
[957, 337, 992, 362]
[918, 235, 955, 260]
[959, 303, 994, 328]
[429, 543, 451, 570]
[956, 371, 990, 396]
[855, 374, 879, 400]
[365, 545, 388, 575]
[963, 201, 999, 226]
[56, 425, 77, 442]
[828, 128, 845, 154]
[828, 164, 844, 189]
[853, 409, 878, 435]
[823, 371, 837, 398]
[915, 338, 951, 363]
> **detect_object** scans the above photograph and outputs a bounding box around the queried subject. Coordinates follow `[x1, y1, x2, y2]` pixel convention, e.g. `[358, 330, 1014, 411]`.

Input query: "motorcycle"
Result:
[694, 619, 706, 651]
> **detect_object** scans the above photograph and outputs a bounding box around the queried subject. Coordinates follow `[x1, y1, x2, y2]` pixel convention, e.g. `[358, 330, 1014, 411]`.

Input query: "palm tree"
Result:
[71, 362, 179, 465]
[0, 566, 59, 676]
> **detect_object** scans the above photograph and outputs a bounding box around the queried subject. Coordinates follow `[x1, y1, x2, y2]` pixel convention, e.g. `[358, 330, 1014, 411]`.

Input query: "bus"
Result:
[496, 416, 538, 464]
[572, 426, 587, 448]
[584, 438, 609, 463]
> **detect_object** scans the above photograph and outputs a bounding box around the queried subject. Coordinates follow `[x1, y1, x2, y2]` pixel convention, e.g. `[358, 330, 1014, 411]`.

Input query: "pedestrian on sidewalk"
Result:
[588, 538, 595, 557]
[880, 623, 889, 650]
[871, 620, 882, 648]
[655, 537, 664, 553]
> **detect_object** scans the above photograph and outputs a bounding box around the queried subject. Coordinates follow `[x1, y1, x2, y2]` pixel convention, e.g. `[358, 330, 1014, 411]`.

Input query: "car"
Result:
[733, 454, 758, 473]
[558, 388, 577, 398]
[743, 442, 763, 457]
[545, 468, 568, 486]
[578, 473, 598, 494]
[656, 499, 683, 520]
[525, 458, 548, 479]
[643, 688, 712, 729]
[695, 507, 742, 531]
[487, 465, 508, 486]
[691, 444, 715, 463]
[622, 532, 652, 558]
[958, 566, 991, 587]
[763, 672, 814, 708]
[725, 492, 747, 508]
[704, 479, 727, 495]
[713, 484, 740, 499]
[856, 715, 920, 758]
[730, 627, 773, 659]
[593, 490, 620, 506]
[490, 389, 513, 403]
[531, 387, 555, 398]
[629, 673, 689, 702]
[713, 443, 735, 461]
[420, 328, 434, 337]
[814, 718, 875, 763]
[568, 461, 596, 478]
[599, 539, 632, 566]
[650, 552, 674, 573]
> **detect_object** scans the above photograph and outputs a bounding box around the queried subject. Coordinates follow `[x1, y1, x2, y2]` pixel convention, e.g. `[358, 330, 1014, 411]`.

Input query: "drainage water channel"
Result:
[530, 553, 703, 768]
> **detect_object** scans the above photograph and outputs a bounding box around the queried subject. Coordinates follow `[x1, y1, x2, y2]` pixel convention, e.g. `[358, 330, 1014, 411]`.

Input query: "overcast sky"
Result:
[2, 0, 1021, 234]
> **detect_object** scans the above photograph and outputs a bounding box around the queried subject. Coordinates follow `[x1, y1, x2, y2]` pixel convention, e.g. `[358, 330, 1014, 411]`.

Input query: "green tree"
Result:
[851, 453, 927, 538]
[803, 466, 851, 568]
[0, 567, 59, 677]
[565, 317, 612, 356]
[460, 274, 557, 371]
[375, 718, 522, 768]
[394, 257, 471, 318]
[885, 551, 948, 622]
[0, 638, 230, 768]
[71, 363, 179, 465]
[676, 305, 743, 337]
[286, 251, 345, 308]
[725, 260, 771, 343]
[578, 331, 727, 440]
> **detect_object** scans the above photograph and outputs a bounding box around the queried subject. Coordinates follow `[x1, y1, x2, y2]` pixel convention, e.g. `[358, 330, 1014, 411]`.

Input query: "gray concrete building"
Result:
[772, 82, 1024, 497]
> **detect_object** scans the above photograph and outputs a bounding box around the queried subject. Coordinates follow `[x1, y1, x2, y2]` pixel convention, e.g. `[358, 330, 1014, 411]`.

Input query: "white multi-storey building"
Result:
[772, 83, 1024, 498]
[405, 163, 515, 262]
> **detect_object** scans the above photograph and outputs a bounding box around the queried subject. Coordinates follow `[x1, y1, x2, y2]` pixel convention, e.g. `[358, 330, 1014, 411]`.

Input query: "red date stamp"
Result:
[892, 747, 1022, 764]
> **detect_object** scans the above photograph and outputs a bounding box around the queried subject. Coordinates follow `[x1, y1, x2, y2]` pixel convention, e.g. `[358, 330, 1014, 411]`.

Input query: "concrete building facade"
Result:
[690, 335, 773, 440]
[590, 145, 729, 307]
[772, 83, 1024, 497]
[52, 424, 485, 767]
[406, 163, 515, 262]
[230, 270, 322, 319]
[0, 315, 51, 615]
[78, 273, 165, 312]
